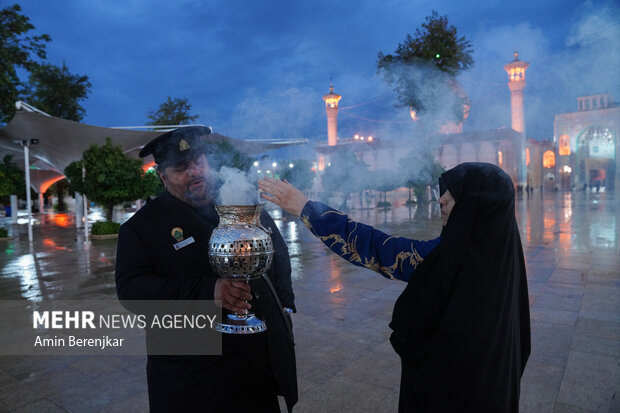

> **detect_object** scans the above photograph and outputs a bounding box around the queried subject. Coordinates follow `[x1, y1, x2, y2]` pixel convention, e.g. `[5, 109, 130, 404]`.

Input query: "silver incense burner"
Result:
[208, 204, 273, 334]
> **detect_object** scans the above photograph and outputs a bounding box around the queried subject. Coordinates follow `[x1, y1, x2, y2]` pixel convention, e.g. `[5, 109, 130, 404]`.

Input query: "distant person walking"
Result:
[259, 162, 531, 412]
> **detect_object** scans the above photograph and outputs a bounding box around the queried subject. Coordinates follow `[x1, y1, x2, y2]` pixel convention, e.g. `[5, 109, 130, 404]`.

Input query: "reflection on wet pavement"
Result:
[0, 191, 618, 412]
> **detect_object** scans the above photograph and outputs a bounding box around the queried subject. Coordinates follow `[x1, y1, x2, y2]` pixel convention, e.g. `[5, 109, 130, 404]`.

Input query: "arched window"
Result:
[498, 151, 503, 167]
[543, 151, 555, 168]
[526, 148, 530, 166]
[559, 134, 571, 156]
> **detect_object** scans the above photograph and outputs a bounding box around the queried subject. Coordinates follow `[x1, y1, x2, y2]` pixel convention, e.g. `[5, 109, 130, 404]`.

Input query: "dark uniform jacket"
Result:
[115, 190, 297, 412]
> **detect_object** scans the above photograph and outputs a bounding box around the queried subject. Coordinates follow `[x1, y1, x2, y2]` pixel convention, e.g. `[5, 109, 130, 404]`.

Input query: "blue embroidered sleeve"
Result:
[300, 201, 440, 282]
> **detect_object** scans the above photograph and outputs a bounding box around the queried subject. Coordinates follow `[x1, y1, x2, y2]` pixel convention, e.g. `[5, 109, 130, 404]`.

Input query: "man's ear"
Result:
[158, 172, 167, 187]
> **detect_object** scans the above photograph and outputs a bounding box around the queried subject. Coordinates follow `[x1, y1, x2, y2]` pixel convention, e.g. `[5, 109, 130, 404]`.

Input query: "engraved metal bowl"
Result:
[208, 204, 273, 280]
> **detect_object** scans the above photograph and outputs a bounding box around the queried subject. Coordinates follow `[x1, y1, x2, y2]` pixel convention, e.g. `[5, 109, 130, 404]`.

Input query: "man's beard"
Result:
[169, 175, 216, 207]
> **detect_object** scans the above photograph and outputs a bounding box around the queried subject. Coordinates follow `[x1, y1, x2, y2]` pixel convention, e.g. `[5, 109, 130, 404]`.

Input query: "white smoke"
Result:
[216, 166, 258, 205]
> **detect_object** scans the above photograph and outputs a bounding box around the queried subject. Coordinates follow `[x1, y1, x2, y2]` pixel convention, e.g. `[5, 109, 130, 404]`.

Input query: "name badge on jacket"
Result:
[173, 236, 195, 250]
[170, 227, 194, 250]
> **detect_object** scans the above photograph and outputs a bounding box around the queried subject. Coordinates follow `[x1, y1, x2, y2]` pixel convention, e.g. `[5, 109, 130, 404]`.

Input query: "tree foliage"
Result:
[279, 159, 314, 191]
[399, 148, 444, 202]
[204, 140, 255, 173]
[321, 151, 369, 210]
[0, 155, 25, 199]
[24, 62, 91, 121]
[368, 168, 402, 206]
[147, 97, 199, 126]
[64, 138, 159, 221]
[377, 11, 473, 119]
[0, 4, 51, 123]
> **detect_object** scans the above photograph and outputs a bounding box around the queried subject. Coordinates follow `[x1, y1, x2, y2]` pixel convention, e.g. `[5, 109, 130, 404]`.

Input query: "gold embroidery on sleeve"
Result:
[303, 207, 425, 280]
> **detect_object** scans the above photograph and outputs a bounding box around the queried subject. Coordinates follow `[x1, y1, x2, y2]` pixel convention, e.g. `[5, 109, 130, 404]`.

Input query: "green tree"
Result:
[368, 169, 402, 207]
[279, 159, 314, 191]
[47, 179, 68, 211]
[399, 148, 444, 203]
[24, 62, 91, 121]
[64, 138, 158, 221]
[0, 4, 51, 123]
[0, 155, 25, 201]
[147, 97, 199, 126]
[204, 140, 255, 172]
[377, 11, 473, 123]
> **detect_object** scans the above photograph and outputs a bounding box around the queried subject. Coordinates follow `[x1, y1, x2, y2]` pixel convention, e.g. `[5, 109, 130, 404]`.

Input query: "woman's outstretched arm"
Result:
[258, 178, 439, 282]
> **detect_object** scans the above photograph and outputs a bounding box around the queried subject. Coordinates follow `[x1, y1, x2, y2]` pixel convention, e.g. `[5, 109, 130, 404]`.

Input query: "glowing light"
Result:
[435, 53, 440, 59]
[354, 135, 359, 140]
[272, 162, 277, 168]
[368, 136, 373, 142]
[53, 214, 72, 228]
[40, 175, 66, 194]
[257, 170, 261, 173]
[360, 136, 365, 141]
[266, 170, 271, 174]
[526, 148, 530, 166]
[559, 134, 571, 156]
[543, 151, 555, 168]
[141, 161, 156, 173]
[498, 151, 503, 167]
[253, 161, 259, 167]
[562, 165, 572, 173]
[288, 163, 294, 168]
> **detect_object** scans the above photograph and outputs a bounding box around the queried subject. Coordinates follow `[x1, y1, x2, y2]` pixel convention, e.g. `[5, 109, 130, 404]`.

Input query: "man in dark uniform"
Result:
[115, 126, 297, 412]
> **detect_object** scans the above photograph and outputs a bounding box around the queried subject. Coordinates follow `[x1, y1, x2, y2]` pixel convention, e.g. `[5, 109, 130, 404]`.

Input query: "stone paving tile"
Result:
[339, 350, 400, 390]
[13, 399, 68, 413]
[571, 333, 620, 358]
[95, 391, 148, 413]
[0, 364, 88, 409]
[548, 267, 588, 285]
[532, 283, 584, 312]
[574, 317, 620, 341]
[293, 374, 393, 413]
[529, 321, 575, 366]
[519, 360, 564, 413]
[552, 402, 598, 413]
[49, 368, 145, 412]
[0, 370, 15, 389]
[557, 351, 619, 412]
[530, 308, 579, 326]
[581, 285, 619, 315]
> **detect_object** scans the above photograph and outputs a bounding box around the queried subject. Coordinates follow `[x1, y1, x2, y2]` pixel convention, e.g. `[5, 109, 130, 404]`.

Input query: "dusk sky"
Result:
[13, 0, 620, 152]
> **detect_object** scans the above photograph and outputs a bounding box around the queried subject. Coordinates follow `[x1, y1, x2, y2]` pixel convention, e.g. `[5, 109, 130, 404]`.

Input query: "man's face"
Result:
[438, 189, 456, 227]
[159, 154, 214, 207]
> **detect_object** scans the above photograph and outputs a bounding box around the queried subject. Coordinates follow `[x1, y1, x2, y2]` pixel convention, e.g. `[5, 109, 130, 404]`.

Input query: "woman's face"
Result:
[438, 189, 456, 226]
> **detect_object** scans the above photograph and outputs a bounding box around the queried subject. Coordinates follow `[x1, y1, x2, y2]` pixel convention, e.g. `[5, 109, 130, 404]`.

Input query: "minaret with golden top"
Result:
[504, 51, 530, 186]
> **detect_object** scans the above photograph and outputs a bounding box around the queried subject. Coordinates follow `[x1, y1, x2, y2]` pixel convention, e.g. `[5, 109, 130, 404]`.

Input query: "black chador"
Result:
[390, 163, 531, 412]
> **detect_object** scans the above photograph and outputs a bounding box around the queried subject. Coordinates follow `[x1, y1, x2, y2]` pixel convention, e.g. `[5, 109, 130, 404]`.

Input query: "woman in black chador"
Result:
[259, 162, 531, 412]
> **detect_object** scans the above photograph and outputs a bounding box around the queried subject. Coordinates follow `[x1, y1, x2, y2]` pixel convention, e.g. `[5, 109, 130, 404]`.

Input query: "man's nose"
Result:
[188, 161, 201, 175]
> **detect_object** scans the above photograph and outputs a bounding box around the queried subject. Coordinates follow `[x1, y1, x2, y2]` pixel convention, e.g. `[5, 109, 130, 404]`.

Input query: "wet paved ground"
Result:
[0, 190, 618, 412]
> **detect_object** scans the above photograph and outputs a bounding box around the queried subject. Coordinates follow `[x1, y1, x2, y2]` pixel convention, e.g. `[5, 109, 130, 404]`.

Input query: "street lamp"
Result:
[14, 138, 39, 243]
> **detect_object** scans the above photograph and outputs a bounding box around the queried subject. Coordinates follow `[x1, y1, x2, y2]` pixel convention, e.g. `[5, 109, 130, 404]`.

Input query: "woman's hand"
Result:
[258, 178, 308, 216]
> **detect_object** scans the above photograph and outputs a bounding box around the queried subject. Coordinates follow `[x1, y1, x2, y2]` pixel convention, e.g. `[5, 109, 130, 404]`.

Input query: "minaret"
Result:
[322, 81, 341, 146]
[504, 51, 529, 186]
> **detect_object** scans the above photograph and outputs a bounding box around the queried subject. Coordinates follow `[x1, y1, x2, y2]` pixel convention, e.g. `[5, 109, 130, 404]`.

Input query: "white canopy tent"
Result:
[0, 105, 308, 241]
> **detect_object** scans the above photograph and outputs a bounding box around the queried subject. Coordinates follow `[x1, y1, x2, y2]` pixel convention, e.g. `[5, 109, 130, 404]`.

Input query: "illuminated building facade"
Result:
[553, 93, 619, 190]
[317, 54, 618, 200]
